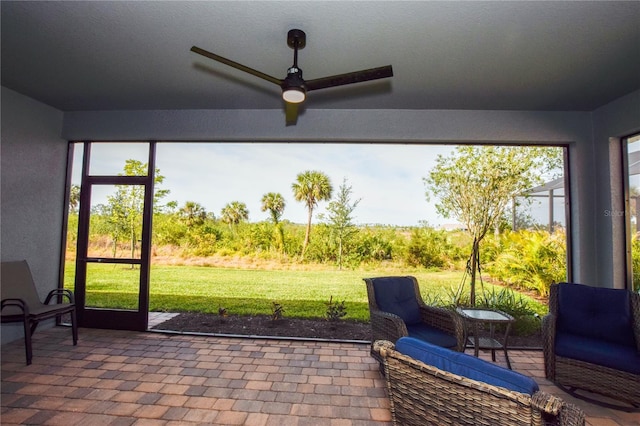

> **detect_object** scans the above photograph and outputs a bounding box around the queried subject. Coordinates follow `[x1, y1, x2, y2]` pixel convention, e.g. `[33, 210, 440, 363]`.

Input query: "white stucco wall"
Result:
[1, 87, 66, 344]
[1, 85, 638, 344]
[592, 91, 640, 288]
[63, 108, 590, 144]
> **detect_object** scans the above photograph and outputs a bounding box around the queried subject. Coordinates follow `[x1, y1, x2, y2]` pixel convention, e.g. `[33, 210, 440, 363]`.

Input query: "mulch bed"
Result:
[152, 313, 543, 347]
[153, 313, 372, 341]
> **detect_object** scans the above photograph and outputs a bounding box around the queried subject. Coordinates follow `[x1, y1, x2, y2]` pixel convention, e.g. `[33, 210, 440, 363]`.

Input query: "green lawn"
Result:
[64, 263, 546, 322]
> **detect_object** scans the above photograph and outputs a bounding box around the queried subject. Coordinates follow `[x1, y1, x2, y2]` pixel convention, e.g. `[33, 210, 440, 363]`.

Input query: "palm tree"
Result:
[261, 192, 286, 252]
[68, 184, 81, 213]
[292, 170, 333, 255]
[179, 201, 207, 228]
[220, 201, 249, 228]
[261, 192, 285, 224]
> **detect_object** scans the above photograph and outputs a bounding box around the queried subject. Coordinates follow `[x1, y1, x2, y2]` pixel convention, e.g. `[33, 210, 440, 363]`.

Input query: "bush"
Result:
[485, 229, 566, 297]
[352, 228, 395, 263]
[186, 225, 222, 256]
[423, 286, 545, 337]
[405, 227, 462, 269]
[271, 302, 285, 321]
[477, 287, 543, 336]
[325, 296, 347, 322]
[632, 237, 640, 292]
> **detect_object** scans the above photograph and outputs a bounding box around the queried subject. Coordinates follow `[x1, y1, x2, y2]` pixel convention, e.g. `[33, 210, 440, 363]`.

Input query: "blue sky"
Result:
[155, 143, 456, 226]
[76, 142, 562, 227]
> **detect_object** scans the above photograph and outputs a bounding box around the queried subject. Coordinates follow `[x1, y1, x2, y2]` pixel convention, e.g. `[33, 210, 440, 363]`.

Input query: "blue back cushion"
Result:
[406, 323, 458, 349]
[557, 283, 635, 346]
[372, 277, 422, 325]
[395, 337, 539, 395]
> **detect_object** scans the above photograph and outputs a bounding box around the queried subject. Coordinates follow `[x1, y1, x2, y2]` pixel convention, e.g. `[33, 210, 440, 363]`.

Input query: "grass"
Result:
[64, 262, 547, 323]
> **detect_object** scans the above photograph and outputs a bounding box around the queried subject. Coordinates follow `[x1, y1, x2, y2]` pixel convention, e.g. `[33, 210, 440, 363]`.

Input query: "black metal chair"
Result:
[1, 260, 78, 365]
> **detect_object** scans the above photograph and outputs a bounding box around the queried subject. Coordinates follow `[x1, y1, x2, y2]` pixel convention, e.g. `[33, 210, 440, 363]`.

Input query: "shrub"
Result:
[352, 228, 395, 263]
[632, 237, 640, 292]
[217, 306, 228, 323]
[478, 287, 537, 317]
[325, 296, 347, 322]
[405, 227, 459, 269]
[485, 229, 566, 297]
[271, 301, 285, 321]
[477, 287, 542, 336]
[422, 286, 468, 309]
[424, 286, 545, 336]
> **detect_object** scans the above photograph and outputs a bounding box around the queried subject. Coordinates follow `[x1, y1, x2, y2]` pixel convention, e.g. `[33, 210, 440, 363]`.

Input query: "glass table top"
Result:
[456, 308, 513, 322]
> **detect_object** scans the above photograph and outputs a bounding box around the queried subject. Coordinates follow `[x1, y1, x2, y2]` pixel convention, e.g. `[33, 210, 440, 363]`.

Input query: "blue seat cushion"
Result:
[395, 337, 539, 395]
[372, 276, 422, 325]
[557, 283, 635, 347]
[406, 323, 458, 349]
[555, 332, 640, 375]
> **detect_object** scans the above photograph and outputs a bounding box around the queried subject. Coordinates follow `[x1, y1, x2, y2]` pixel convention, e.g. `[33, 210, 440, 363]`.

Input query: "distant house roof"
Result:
[524, 150, 640, 196]
[525, 177, 564, 194]
[628, 150, 640, 176]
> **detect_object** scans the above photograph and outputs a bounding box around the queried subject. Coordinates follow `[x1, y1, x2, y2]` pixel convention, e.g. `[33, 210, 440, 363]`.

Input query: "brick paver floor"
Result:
[1, 327, 638, 425]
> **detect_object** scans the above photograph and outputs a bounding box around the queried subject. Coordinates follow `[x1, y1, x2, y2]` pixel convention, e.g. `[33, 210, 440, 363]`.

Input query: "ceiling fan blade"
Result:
[305, 65, 393, 92]
[285, 102, 299, 126]
[191, 46, 282, 86]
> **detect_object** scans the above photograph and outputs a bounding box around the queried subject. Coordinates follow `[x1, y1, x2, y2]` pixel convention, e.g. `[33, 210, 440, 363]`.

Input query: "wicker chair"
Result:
[374, 338, 585, 426]
[364, 276, 464, 365]
[542, 282, 640, 407]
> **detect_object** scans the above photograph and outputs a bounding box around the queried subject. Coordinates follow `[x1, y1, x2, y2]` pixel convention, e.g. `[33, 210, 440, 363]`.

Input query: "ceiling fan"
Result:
[191, 29, 393, 124]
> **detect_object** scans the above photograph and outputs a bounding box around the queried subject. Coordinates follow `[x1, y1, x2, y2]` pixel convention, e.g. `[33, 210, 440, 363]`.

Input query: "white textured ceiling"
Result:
[1, 1, 639, 112]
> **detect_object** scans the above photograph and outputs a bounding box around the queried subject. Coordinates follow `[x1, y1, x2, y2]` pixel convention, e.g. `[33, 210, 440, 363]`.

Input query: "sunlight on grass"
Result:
[85, 263, 139, 310]
[65, 263, 545, 321]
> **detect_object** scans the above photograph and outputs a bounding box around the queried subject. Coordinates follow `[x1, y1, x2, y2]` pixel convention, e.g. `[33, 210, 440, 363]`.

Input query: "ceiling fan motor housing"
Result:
[281, 67, 306, 103]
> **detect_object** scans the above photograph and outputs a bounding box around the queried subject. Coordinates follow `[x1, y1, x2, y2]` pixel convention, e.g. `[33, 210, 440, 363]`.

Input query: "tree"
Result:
[221, 201, 249, 228]
[261, 192, 286, 224]
[292, 170, 333, 256]
[102, 193, 129, 257]
[107, 159, 168, 259]
[261, 192, 286, 252]
[424, 145, 562, 305]
[165, 200, 179, 214]
[324, 178, 361, 269]
[179, 201, 207, 228]
[69, 184, 81, 213]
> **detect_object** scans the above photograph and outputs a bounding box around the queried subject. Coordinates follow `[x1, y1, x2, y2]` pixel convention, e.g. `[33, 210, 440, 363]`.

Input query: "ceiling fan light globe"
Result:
[282, 88, 306, 103]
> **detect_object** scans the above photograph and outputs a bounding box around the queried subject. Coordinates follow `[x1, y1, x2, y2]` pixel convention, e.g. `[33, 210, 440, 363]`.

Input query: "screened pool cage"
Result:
[513, 177, 565, 233]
